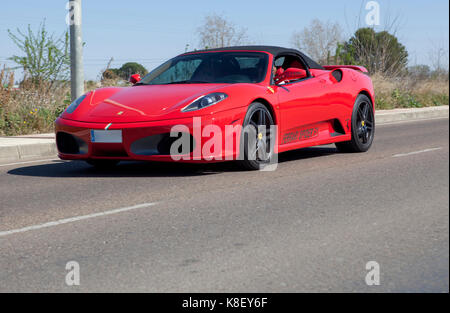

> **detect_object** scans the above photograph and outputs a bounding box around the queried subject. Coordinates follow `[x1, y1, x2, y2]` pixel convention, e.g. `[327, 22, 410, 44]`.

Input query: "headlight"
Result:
[65, 94, 87, 114]
[182, 92, 227, 112]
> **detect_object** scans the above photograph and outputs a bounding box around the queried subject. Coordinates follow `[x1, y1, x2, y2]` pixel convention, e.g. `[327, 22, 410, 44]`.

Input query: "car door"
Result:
[275, 56, 331, 146]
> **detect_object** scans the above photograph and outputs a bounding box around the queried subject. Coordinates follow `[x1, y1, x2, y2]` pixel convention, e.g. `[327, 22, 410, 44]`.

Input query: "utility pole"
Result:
[68, 0, 84, 101]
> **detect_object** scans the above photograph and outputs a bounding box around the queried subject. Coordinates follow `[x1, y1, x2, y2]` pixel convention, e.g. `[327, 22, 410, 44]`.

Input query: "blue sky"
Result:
[0, 0, 448, 80]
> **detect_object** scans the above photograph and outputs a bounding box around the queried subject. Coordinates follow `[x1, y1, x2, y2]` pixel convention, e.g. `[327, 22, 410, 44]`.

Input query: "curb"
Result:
[0, 106, 448, 165]
[0, 142, 57, 164]
[375, 105, 449, 124]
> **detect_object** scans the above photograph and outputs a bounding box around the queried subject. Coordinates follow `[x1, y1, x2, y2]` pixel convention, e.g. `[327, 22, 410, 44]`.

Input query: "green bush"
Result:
[104, 62, 148, 81]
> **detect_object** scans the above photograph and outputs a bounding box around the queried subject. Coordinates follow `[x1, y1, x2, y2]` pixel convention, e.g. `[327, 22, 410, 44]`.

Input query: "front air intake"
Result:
[130, 132, 195, 156]
[56, 132, 88, 154]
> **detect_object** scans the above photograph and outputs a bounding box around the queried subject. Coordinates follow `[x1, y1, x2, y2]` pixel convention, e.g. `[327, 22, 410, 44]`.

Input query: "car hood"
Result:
[64, 83, 229, 123]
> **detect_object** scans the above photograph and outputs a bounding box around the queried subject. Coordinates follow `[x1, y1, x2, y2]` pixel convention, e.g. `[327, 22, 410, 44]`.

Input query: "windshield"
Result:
[138, 52, 269, 85]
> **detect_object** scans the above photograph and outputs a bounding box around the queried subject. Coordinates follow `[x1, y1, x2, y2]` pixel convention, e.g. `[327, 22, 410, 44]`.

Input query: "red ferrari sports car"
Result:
[55, 45, 375, 170]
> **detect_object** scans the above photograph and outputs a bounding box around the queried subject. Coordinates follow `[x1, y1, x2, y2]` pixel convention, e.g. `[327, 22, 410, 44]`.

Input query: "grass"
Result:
[0, 67, 448, 136]
[0, 68, 70, 136]
[373, 73, 449, 110]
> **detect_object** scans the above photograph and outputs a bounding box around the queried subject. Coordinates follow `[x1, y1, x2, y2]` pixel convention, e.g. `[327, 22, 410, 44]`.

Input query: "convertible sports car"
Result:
[55, 45, 375, 170]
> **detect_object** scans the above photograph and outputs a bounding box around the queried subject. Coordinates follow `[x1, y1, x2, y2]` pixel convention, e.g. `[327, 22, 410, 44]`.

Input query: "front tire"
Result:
[336, 94, 375, 153]
[239, 102, 276, 170]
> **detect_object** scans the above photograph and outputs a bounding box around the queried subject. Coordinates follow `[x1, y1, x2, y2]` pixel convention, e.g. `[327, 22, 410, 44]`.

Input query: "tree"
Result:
[102, 62, 148, 81]
[116, 62, 148, 80]
[8, 21, 70, 84]
[291, 19, 343, 63]
[337, 28, 408, 76]
[197, 14, 247, 49]
[101, 69, 120, 80]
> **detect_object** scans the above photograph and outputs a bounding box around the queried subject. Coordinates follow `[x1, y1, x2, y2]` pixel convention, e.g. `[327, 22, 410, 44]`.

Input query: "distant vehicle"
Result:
[55, 46, 375, 170]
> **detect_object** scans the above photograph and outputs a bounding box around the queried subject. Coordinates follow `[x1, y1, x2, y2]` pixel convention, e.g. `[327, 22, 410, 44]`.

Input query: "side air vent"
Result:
[331, 69, 343, 82]
[330, 119, 346, 137]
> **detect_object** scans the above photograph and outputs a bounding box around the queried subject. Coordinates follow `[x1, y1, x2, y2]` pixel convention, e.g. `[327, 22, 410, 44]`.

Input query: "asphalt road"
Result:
[0, 118, 448, 292]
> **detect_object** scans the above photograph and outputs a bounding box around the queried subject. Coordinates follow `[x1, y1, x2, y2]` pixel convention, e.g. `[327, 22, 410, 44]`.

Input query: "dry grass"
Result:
[0, 66, 70, 136]
[372, 73, 449, 110]
[0, 65, 131, 136]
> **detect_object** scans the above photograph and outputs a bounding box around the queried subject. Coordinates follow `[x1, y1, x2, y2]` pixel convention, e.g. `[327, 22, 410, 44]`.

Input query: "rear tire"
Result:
[86, 159, 119, 169]
[336, 94, 375, 153]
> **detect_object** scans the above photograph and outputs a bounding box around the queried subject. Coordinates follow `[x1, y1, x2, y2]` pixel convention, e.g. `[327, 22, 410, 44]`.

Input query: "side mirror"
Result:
[277, 68, 307, 83]
[129, 74, 141, 84]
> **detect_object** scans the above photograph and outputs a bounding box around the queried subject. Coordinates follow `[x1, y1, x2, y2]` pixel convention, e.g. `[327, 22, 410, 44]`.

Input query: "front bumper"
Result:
[55, 108, 246, 163]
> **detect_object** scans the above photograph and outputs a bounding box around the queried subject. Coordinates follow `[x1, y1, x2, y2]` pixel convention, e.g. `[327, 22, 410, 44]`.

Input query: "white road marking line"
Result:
[0, 158, 60, 168]
[393, 147, 442, 158]
[0, 202, 157, 238]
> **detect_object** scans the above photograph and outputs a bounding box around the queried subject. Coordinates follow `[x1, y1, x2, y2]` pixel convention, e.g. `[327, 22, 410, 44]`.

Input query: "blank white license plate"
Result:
[90, 130, 122, 143]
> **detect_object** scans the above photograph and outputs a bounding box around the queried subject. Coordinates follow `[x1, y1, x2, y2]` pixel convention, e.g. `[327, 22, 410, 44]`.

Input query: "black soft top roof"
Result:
[183, 45, 324, 70]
